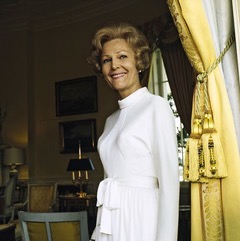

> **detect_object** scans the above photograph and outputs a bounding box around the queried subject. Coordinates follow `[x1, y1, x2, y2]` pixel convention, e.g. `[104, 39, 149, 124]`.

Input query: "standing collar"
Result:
[118, 87, 148, 109]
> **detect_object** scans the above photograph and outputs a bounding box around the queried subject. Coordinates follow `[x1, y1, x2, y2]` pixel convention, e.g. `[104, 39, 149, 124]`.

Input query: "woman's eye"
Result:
[102, 58, 111, 64]
[120, 55, 127, 59]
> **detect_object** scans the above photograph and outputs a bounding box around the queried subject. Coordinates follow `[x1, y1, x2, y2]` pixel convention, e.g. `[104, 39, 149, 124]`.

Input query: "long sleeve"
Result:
[151, 98, 180, 241]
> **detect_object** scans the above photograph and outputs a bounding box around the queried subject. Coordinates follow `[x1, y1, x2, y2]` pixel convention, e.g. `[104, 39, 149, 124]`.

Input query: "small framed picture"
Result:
[59, 119, 97, 153]
[55, 76, 98, 116]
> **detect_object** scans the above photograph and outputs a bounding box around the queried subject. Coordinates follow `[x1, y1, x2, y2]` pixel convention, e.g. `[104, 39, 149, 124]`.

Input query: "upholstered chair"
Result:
[18, 211, 89, 241]
[0, 175, 17, 224]
[16, 182, 57, 213]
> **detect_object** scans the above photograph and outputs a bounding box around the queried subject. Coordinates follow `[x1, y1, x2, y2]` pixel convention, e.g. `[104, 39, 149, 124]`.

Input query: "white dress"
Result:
[91, 87, 179, 241]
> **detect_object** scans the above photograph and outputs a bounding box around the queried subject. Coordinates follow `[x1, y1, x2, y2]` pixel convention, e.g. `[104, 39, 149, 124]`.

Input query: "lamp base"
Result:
[9, 168, 18, 179]
[76, 191, 87, 198]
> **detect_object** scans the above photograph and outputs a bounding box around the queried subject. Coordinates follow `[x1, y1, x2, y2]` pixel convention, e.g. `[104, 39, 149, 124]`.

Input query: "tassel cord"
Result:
[197, 32, 235, 83]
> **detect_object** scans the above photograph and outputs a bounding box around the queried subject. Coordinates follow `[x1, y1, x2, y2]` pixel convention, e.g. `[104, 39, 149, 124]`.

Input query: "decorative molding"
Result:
[0, 0, 138, 32]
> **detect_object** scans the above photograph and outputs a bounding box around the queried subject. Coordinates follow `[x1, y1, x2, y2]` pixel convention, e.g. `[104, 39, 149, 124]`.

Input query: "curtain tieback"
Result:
[197, 32, 235, 83]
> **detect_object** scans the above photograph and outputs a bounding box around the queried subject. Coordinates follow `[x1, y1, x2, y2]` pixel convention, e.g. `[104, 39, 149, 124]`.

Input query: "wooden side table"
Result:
[0, 224, 16, 241]
[59, 194, 97, 235]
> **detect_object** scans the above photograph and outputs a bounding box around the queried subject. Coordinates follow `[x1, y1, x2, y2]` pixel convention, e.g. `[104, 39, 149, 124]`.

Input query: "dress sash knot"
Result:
[96, 178, 120, 235]
[96, 176, 159, 235]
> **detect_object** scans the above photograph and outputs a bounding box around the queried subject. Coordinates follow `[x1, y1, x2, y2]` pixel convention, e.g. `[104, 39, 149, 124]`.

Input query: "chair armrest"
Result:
[14, 199, 28, 211]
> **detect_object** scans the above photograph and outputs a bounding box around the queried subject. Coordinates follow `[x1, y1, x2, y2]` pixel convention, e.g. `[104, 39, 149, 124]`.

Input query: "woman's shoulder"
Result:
[144, 93, 175, 127]
[145, 91, 170, 108]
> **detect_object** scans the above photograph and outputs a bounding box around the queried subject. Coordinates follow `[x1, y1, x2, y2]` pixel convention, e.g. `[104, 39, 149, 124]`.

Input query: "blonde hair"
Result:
[88, 22, 151, 77]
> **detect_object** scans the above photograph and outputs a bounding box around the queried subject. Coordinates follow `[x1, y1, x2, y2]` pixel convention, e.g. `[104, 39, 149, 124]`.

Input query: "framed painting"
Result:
[59, 119, 97, 153]
[55, 76, 98, 116]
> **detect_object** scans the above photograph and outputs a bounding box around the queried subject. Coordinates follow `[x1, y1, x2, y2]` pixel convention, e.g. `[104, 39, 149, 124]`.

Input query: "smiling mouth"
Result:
[111, 72, 126, 78]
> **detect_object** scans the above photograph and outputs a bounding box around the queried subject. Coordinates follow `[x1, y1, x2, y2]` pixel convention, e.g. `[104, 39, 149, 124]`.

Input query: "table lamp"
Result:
[3, 147, 24, 178]
[66, 141, 94, 197]
[67, 158, 94, 197]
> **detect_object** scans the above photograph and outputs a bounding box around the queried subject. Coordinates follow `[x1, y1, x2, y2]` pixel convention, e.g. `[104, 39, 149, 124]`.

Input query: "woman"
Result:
[88, 22, 179, 241]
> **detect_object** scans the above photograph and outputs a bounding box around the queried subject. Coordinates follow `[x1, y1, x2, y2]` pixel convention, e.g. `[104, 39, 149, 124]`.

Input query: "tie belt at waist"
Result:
[96, 176, 159, 235]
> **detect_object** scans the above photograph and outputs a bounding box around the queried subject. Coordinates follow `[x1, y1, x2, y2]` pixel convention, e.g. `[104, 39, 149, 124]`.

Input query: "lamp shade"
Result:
[3, 147, 24, 166]
[66, 158, 94, 171]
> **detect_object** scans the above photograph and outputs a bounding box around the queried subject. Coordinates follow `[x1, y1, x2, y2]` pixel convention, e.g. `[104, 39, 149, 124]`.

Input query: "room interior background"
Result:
[0, 0, 170, 192]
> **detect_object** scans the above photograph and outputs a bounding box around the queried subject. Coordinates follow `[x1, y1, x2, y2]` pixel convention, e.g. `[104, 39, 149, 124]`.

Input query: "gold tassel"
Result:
[184, 138, 200, 182]
[188, 138, 200, 181]
[183, 141, 190, 181]
[201, 112, 227, 179]
[184, 115, 202, 182]
[191, 115, 202, 139]
[198, 139, 209, 183]
[198, 139, 205, 176]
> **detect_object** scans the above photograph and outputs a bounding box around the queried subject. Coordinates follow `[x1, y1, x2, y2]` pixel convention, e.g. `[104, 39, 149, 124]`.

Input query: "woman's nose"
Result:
[111, 58, 120, 70]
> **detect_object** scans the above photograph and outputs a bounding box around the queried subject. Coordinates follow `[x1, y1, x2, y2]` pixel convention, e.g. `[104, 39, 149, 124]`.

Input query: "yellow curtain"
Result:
[167, 0, 240, 240]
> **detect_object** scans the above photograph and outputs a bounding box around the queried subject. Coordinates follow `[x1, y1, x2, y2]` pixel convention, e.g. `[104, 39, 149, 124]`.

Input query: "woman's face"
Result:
[101, 38, 141, 99]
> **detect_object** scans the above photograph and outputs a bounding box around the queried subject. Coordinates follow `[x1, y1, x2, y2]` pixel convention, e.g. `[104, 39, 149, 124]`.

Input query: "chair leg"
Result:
[9, 208, 15, 224]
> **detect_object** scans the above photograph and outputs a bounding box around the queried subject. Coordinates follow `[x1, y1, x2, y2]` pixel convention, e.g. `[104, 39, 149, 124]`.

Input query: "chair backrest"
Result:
[27, 183, 57, 212]
[18, 211, 89, 241]
[4, 175, 17, 212]
[0, 175, 17, 223]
